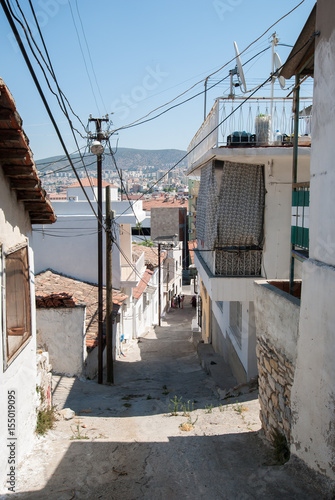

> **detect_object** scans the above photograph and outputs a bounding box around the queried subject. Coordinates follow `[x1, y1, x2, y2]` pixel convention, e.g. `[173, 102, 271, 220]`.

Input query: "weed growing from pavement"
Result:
[35, 387, 57, 436]
[70, 420, 89, 440]
[179, 415, 198, 431]
[205, 404, 214, 414]
[146, 394, 153, 400]
[181, 400, 195, 416]
[271, 428, 290, 464]
[162, 385, 169, 395]
[169, 395, 183, 415]
[123, 403, 132, 408]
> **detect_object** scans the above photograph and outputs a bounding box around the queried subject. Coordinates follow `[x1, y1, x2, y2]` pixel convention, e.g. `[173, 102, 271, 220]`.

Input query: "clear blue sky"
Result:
[0, 0, 315, 160]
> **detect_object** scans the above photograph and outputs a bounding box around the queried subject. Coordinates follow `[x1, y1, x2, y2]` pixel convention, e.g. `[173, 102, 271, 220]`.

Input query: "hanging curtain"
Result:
[196, 161, 219, 249]
[216, 161, 265, 247]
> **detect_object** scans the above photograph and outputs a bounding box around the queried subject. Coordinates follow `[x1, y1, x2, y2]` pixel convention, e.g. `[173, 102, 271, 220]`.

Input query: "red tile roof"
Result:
[143, 194, 188, 211]
[188, 240, 197, 264]
[67, 177, 117, 188]
[132, 269, 154, 300]
[0, 78, 56, 225]
[35, 270, 127, 349]
[131, 244, 166, 269]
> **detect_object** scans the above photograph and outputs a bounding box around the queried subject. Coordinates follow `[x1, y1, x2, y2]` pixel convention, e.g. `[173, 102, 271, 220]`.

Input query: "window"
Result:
[4, 245, 31, 364]
[229, 301, 242, 347]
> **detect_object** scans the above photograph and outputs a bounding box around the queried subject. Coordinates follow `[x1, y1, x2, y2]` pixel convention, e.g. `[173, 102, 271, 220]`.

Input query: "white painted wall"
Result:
[254, 280, 300, 365]
[291, 3, 335, 479]
[32, 212, 121, 288]
[0, 171, 38, 491]
[36, 307, 86, 377]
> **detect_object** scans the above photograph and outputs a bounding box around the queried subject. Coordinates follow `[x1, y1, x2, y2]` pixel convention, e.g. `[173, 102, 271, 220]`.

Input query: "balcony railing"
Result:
[291, 182, 310, 257]
[187, 97, 312, 168]
[214, 248, 262, 277]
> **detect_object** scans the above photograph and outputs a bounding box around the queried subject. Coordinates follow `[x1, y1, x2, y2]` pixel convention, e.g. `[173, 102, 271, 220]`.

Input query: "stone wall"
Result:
[254, 280, 300, 445]
[257, 336, 294, 443]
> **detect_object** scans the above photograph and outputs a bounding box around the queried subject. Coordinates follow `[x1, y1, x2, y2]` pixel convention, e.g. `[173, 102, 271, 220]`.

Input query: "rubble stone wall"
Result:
[254, 280, 300, 445]
[257, 336, 294, 443]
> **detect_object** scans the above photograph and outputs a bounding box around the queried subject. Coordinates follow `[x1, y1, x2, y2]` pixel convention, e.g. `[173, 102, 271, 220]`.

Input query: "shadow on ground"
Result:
[8, 432, 326, 500]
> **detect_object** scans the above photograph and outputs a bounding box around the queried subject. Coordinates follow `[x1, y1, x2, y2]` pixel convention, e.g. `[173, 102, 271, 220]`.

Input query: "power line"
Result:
[1, 0, 104, 229]
[68, 0, 101, 115]
[110, 0, 306, 133]
[74, 0, 108, 113]
[114, 29, 318, 222]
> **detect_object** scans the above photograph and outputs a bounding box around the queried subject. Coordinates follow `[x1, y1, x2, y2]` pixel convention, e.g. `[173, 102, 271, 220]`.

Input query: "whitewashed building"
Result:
[0, 79, 56, 490]
[187, 97, 310, 383]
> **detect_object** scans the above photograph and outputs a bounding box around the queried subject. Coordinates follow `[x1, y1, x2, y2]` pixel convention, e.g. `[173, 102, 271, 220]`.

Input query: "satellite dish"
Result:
[274, 52, 286, 90]
[233, 41, 247, 93]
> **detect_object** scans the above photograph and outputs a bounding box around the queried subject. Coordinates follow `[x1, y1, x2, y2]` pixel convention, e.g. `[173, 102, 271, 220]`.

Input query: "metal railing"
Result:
[187, 97, 312, 168]
[291, 182, 310, 254]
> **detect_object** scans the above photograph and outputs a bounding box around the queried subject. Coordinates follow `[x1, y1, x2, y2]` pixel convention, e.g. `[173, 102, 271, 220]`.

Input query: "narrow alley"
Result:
[3, 292, 329, 500]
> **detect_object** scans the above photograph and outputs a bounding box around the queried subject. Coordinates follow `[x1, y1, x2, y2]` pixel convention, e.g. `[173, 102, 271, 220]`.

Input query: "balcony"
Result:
[194, 249, 258, 302]
[187, 97, 312, 169]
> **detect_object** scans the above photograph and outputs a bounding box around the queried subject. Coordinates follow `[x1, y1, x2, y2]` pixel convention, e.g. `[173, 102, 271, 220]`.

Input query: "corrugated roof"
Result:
[280, 5, 316, 79]
[0, 78, 56, 225]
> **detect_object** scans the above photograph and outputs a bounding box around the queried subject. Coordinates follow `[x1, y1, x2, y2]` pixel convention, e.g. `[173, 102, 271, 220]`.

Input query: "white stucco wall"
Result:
[32, 212, 121, 288]
[0, 171, 38, 492]
[36, 307, 86, 377]
[254, 280, 300, 364]
[291, 3, 335, 480]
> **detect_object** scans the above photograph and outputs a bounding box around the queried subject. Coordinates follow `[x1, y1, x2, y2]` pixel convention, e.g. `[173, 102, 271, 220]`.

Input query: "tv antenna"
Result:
[270, 33, 286, 142]
[229, 41, 247, 98]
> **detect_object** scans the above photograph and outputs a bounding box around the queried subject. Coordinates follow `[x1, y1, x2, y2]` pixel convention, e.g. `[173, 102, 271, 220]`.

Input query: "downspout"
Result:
[290, 73, 300, 295]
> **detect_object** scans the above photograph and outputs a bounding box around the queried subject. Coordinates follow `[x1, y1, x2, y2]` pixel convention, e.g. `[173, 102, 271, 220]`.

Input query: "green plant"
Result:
[70, 420, 89, 440]
[205, 404, 213, 414]
[179, 414, 198, 431]
[271, 429, 290, 464]
[146, 394, 152, 400]
[181, 400, 194, 416]
[162, 385, 169, 395]
[36, 406, 57, 435]
[169, 395, 183, 416]
[123, 402, 132, 408]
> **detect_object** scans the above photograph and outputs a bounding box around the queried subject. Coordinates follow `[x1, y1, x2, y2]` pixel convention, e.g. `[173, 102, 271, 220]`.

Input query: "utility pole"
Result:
[158, 243, 161, 326]
[106, 186, 115, 384]
[88, 115, 109, 384]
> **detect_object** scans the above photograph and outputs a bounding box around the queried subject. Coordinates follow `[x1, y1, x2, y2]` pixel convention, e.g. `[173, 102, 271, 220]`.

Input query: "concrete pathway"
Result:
[1, 293, 331, 499]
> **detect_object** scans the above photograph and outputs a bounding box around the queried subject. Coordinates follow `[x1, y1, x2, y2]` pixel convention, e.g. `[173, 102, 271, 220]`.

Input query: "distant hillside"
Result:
[35, 148, 187, 172]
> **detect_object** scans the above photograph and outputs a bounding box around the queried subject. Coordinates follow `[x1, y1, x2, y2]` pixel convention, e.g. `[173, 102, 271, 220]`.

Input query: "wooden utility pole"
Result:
[106, 186, 114, 384]
[88, 115, 109, 384]
[158, 243, 161, 326]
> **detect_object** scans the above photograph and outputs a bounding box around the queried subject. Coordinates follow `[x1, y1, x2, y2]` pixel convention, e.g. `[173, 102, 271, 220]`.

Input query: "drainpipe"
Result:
[290, 73, 300, 295]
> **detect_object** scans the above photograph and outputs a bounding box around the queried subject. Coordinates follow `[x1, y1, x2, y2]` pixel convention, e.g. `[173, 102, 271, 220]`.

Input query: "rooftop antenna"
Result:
[270, 33, 286, 142]
[229, 41, 247, 98]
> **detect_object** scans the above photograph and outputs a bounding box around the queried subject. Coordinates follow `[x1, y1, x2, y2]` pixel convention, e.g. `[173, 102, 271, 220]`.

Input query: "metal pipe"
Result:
[290, 73, 300, 295]
[158, 243, 161, 326]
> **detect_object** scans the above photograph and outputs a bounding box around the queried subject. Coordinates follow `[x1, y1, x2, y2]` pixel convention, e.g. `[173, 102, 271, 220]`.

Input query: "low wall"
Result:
[36, 306, 86, 377]
[254, 280, 300, 443]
